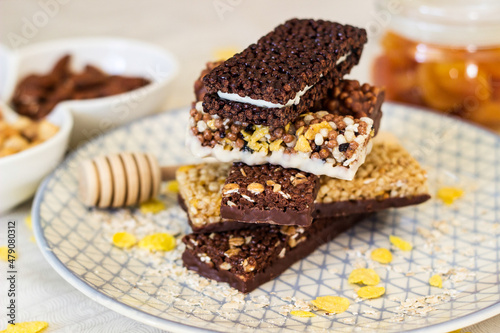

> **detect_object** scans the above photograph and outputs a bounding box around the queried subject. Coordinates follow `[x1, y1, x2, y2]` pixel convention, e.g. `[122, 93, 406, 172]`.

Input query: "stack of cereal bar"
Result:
[178, 19, 430, 293]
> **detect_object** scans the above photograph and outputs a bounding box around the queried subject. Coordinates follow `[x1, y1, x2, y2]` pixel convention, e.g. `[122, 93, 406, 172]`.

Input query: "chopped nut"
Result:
[224, 248, 241, 257]
[279, 248, 286, 258]
[219, 262, 232, 270]
[245, 236, 252, 244]
[242, 258, 256, 272]
[229, 237, 245, 247]
[227, 200, 237, 207]
[240, 168, 247, 177]
[247, 182, 265, 194]
[222, 183, 239, 196]
[291, 173, 308, 186]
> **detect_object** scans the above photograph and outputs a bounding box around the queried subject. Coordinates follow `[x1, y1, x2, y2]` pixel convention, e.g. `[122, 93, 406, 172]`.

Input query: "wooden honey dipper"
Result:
[79, 152, 179, 208]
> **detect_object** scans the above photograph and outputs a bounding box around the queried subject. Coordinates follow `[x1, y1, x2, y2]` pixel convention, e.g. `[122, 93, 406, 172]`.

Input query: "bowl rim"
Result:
[0, 102, 73, 166]
[3, 36, 179, 110]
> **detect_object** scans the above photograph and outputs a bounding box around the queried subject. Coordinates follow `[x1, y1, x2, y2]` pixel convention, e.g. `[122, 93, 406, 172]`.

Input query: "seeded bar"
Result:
[188, 101, 374, 180]
[177, 137, 430, 233]
[203, 19, 366, 111]
[221, 163, 320, 226]
[182, 214, 368, 293]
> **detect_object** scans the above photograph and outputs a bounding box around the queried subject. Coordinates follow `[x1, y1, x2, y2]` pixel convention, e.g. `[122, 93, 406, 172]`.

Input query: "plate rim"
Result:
[32, 104, 500, 332]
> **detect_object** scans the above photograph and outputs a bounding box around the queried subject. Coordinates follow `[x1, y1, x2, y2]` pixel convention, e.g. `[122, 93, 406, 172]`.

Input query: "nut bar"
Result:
[221, 163, 320, 226]
[202, 19, 367, 127]
[314, 133, 430, 216]
[177, 136, 430, 233]
[187, 101, 375, 180]
[182, 214, 368, 293]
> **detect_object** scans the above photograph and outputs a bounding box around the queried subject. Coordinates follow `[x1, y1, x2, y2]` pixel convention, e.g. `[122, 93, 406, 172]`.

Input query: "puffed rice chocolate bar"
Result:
[202, 19, 367, 127]
[187, 101, 375, 180]
[221, 163, 320, 226]
[177, 136, 430, 233]
[182, 214, 368, 293]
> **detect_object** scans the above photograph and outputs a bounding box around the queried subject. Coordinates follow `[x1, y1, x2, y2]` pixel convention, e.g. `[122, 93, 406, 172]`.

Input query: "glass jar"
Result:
[373, 0, 500, 131]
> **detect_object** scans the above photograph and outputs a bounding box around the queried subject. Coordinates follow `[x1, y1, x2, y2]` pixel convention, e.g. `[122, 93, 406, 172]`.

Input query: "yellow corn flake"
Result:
[177, 165, 195, 173]
[6, 321, 48, 333]
[269, 139, 284, 152]
[30, 236, 36, 243]
[311, 296, 350, 314]
[348, 268, 380, 286]
[357, 286, 386, 299]
[250, 126, 269, 142]
[240, 130, 252, 142]
[295, 135, 312, 153]
[112, 232, 136, 249]
[296, 126, 305, 136]
[213, 47, 239, 60]
[247, 140, 263, 152]
[290, 310, 316, 318]
[206, 119, 217, 130]
[258, 142, 269, 155]
[304, 121, 332, 140]
[165, 180, 179, 193]
[437, 187, 463, 205]
[139, 198, 166, 215]
[429, 274, 443, 288]
[25, 215, 32, 231]
[370, 248, 393, 264]
[138, 233, 176, 252]
[0, 246, 16, 261]
[284, 123, 291, 133]
[390, 235, 413, 251]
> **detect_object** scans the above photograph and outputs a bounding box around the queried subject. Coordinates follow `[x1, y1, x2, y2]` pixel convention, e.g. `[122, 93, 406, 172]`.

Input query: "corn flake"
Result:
[429, 274, 443, 288]
[138, 233, 176, 251]
[304, 121, 332, 140]
[290, 310, 316, 318]
[437, 187, 463, 205]
[177, 165, 195, 173]
[0, 246, 16, 261]
[25, 215, 32, 231]
[370, 248, 393, 264]
[295, 135, 312, 153]
[357, 286, 386, 299]
[112, 232, 136, 249]
[6, 321, 48, 333]
[269, 139, 283, 152]
[390, 235, 413, 251]
[348, 268, 380, 286]
[311, 296, 350, 314]
[165, 180, 179, 193]
[139, 198, 166, 214]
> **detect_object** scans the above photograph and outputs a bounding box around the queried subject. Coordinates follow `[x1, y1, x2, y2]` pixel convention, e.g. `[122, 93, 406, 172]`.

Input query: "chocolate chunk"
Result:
[221, 163, 319, 226]
[182, 214, 369, 293]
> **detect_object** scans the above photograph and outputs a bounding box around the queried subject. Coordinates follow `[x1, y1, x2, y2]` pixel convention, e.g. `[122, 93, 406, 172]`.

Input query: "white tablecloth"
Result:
[0, 0, 499, 331]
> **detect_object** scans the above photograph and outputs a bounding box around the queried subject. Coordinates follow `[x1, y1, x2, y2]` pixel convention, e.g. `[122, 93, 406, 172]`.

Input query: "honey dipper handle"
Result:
[160, 165, 180, 181]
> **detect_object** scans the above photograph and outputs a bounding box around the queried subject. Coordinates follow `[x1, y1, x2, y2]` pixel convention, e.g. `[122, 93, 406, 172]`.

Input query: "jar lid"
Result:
[377, 0, 500, 47]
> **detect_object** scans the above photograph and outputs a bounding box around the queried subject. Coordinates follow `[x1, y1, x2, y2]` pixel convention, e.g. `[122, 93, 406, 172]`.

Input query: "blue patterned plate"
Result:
[33, 104, 500, 332]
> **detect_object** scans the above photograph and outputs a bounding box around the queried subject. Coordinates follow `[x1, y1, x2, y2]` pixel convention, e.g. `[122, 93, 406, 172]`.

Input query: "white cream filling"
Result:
[216, 53, 351, 109]
[186, 127, 372, 181]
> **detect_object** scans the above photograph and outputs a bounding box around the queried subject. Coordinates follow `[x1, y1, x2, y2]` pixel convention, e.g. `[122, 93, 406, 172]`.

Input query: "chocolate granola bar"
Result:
[202, 19, 367, 127]
[177, 136, 430, 233]
[182, 214, 368, 293]
[221, 163, 320, 226]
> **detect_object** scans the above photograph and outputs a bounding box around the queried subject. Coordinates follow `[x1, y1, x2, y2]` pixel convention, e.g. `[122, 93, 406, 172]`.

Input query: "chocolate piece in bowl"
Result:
[221, 163, 319, 226]
[202, 19, 367, 128]
[177, 137, 430, 234]
[182, 214, 369, 293]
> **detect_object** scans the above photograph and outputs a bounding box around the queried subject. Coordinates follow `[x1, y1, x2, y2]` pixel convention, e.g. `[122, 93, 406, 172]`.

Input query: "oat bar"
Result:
[221, 163, 320, 226]
[187, 101, 375, 180]
[177, 136, 430, 233]
[182, 214, 368, 293]
[202, 19, 367, 127]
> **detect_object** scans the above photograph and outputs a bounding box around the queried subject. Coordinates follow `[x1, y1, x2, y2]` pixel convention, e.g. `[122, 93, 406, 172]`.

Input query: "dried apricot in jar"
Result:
[437, 187, 463, 205]
[112, 232, 136, 249]
[311, 296, 350, 314]
[138, 233, 176, 251]
[357, 286, 386, 299]
[6, 321, 48, 333]
[390, 235, 413, 251]
[348, 268, 380, 286]
[429, 274, 443, 288]
[370, 248, 393, 264]
[139, 198, 166, 214]
[290, 310, 316, 318]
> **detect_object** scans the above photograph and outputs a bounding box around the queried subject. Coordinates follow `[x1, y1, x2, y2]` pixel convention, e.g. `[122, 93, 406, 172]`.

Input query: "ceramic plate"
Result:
[33, 104, 500, 332]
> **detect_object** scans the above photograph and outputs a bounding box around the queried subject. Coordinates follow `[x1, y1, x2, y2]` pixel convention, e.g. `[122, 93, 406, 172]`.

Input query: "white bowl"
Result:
[0, 101, 73, 214]
[3, 37, 179, 148]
